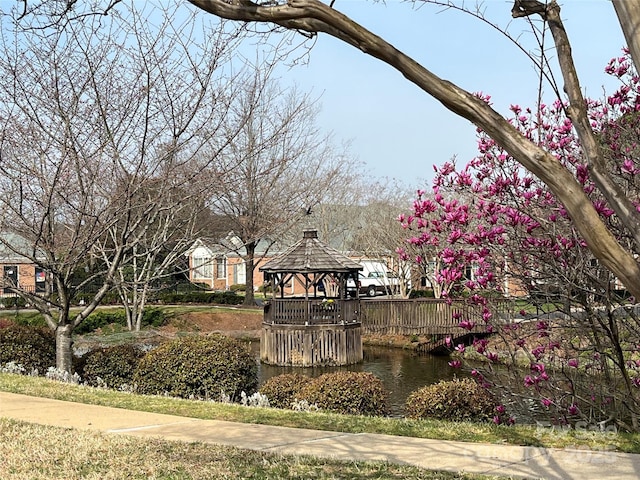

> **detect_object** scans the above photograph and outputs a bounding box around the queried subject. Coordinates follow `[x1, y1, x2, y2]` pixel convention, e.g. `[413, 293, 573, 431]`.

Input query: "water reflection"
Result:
[255, 344, 464, 417]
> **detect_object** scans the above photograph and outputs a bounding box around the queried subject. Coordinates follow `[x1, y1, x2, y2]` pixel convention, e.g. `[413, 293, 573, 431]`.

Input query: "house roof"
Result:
[259, 230, 363, 274]
[185, 231, 288, 259]
[0, 232, 41, 263]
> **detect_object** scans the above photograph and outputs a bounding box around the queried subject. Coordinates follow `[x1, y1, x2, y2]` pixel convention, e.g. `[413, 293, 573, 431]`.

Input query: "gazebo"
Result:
[259, 229, 363, 366]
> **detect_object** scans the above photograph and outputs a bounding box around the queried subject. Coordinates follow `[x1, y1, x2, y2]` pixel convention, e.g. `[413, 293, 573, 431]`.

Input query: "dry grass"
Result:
[0, 418, 504, 480]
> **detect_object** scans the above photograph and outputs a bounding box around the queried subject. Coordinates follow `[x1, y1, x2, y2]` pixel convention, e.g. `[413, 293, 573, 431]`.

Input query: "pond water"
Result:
[253, 344, 463, 417]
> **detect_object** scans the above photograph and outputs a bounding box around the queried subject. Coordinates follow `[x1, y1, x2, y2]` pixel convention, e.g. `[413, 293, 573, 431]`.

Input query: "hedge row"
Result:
[74, 307, 167, 334]
[2, 289, 243, 311]
[155, 291, 243, 305]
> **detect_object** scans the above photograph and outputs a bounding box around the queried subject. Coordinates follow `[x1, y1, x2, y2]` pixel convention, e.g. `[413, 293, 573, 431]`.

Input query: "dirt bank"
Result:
[162, 309, 263, 339]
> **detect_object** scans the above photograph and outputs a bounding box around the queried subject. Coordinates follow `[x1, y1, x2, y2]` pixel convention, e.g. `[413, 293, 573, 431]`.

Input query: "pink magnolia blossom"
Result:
[448, 359, 462, 368]
[458, 320, 476, 331]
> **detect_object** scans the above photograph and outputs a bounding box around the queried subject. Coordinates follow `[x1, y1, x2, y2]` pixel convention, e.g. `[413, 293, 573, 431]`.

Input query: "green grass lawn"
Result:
[2, 373, 638, 454]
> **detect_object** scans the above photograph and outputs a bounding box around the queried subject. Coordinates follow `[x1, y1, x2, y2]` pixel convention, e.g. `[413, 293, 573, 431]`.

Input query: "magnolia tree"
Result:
[398, 187, 487, 299]
[400, 51, 640, 430]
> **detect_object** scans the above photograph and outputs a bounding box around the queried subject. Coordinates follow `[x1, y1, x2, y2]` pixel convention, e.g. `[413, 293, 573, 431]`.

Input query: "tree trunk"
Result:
[244, 241, 256, 306]
[613, 1, 640, 73]
[55, 324, 74, 372]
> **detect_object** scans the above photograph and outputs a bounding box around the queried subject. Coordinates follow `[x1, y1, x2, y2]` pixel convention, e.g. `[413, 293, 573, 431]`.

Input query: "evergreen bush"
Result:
[405, 377, 496, 422]
[0, 296, 27, 309]
[215, 291, 243, 305]
[142, 307, 166, 327]
[75, 310, 127, 334]
[133, 334, 257, 400]
[298, 371, 389, 416]
[75, 308, 167, 334]
[0, 324, 55, 373]
[258, 373, 313, 409]
[409, 289, 435, 298]
[155, 291, 242, 305]
[78, 344, 145, 389]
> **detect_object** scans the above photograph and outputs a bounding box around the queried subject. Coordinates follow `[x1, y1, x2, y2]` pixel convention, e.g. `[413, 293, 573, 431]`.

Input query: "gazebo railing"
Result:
[264, 298, 360, 325]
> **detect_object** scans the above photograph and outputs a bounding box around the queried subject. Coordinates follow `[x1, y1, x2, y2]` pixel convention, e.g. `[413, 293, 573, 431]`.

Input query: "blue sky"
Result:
[265, 1, 627, 188]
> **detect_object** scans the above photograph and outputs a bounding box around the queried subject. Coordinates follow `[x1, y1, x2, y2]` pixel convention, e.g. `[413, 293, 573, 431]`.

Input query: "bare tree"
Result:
[88, 7, 249, 332]
[203, 67, 353, 305]
[343, 180, 414, 297]
[0, 3, 246, 369]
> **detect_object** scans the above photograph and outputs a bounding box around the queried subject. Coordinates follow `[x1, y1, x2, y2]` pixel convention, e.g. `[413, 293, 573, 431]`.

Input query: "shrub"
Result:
[259, 373, 313, 409]
[213, 291, 243, 305]
[78, 344, 145, 389]
[0, 324, 55, 373]
[409, 289, 435, 298]
[76, 308, 167, 334]
[1, 296, 27, 309]
[142, 307, 166, 327]
[10, 313, 47, 328]
[257, 284, 272, 294]
[229, 284, 246, 292]
[298, 371, 389, 416]
[156, 291, 211, 304]
[75, 310, 127, 334]
[154, 291, 243, 305]
[405, 377, 496, 422]
[133, 334, 258, 401]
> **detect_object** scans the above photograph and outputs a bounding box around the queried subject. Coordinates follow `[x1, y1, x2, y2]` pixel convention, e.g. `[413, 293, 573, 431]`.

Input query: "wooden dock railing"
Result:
[262, 297, 513, 333]
[359, 298, 513, 336]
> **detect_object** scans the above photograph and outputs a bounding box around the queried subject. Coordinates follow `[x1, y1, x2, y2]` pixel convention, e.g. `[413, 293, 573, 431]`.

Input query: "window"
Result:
[233, 261, 246, 284]
[35, 267, 46, 293]
[192, 256, 212, 279]
[216, 257, 227, 279]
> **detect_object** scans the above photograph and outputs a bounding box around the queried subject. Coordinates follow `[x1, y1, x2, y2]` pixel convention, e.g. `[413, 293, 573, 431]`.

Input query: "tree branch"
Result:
[187, 0, 640, 298]
[538, 2, 640, 249]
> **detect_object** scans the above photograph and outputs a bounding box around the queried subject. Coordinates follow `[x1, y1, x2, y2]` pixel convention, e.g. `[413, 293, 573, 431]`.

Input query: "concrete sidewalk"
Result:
[1, 391, 639, 480]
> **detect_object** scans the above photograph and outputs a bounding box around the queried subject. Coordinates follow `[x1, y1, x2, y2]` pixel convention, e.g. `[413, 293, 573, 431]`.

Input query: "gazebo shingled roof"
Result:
[260, 230, 362, 274]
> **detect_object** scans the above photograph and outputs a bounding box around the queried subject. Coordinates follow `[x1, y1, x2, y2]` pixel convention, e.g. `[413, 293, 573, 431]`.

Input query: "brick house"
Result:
[185, 233, 297, 293]
[0, 232, 46, 295]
